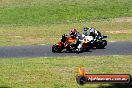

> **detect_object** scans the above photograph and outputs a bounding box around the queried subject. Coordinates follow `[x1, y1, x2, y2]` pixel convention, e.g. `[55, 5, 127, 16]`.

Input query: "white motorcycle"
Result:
[82, 34, 94, 51]
[82, 34, 107, 49]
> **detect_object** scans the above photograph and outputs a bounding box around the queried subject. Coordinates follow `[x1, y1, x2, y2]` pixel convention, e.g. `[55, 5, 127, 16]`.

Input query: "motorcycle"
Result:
[82, 34, 107, 49]
[92, 35, 107, 49]
[52, 34, 81, 53]
[52, 34, 92, 53]
[82, 34, 93, 51]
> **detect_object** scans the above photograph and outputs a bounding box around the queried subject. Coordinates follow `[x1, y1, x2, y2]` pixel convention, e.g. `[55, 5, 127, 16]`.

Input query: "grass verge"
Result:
[0, 0, 132, 46]
[0, 55, 132, 88]
[0, 18, 132, 46]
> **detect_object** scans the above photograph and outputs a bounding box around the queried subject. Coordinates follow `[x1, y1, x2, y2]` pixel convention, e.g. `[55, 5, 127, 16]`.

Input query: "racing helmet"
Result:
[70, 28, 77, 37]
[83, 27, 88, 31]
[83, 27, 88, 36]
[89, 27, 95, 33]
[89, 27, 95, 36]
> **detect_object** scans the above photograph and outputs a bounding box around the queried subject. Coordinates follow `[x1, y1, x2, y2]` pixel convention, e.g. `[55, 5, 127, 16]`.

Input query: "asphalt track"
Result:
[0, 42, 132, 58]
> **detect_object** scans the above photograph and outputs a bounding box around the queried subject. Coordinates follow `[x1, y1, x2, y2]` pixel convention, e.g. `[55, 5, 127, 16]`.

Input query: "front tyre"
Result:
[95, 41, 102, 49]
[96, 40, 107, 49]
[101, 40, 107, 48]
[82, 43, 90, 51]
[52, 45, 62, 53]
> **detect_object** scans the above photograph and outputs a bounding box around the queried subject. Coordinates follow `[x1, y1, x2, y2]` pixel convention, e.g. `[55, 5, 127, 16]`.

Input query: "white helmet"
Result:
[89, 27, 95, 33]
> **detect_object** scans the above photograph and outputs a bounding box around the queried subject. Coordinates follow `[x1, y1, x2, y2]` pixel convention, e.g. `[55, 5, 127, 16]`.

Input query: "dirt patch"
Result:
[112, 17, 132, 23]
[106, 30, 132, 34]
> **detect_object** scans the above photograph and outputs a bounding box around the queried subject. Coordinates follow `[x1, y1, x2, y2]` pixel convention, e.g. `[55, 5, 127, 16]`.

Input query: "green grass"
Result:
[0, 1, 131, 88]
[0, 55, 132, 88]
[0, 19, 132, 46]
[0, 0, 132, 25]
[0, 0, 132, 46]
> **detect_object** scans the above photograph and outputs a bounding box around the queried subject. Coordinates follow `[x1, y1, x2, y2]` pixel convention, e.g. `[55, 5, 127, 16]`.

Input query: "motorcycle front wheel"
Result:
[52, 45, 62, 53]
[101, 40, 107, 48]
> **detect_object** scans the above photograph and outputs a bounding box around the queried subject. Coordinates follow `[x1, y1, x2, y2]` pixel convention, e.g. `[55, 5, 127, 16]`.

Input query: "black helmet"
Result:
[83, 27, 88, 31]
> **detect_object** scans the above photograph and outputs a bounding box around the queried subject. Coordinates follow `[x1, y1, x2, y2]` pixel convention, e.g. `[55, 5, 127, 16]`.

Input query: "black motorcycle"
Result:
[89, 35, 107, 49]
